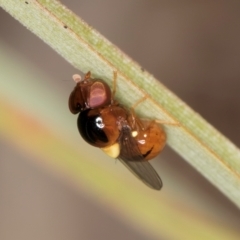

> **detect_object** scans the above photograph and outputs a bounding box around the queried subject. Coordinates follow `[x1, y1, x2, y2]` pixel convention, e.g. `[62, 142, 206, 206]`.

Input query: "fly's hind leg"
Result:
[111, 70, 180, 127]
[129, 94, 180, 128]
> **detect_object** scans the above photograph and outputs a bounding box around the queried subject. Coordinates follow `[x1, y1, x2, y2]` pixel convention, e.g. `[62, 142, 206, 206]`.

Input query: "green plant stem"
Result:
[1, 0, 240, 208]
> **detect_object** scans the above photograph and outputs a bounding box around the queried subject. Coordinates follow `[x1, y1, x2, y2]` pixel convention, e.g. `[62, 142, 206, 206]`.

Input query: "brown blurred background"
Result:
[1, 1, 240, 239]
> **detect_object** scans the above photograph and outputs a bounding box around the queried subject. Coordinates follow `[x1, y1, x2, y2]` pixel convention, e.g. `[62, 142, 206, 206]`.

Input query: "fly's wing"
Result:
[118, 126, 162, 190]
[118, 159, 163, 190]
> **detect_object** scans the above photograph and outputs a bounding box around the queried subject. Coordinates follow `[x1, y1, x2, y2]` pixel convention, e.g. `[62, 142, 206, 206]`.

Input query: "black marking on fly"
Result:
[142, 147, 154, 158]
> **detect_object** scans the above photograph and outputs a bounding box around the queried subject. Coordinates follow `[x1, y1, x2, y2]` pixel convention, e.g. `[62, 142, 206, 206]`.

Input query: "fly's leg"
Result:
[111, 70, 180, 127]
[130, 95, 180, 128]
[112, 71, 117, 100]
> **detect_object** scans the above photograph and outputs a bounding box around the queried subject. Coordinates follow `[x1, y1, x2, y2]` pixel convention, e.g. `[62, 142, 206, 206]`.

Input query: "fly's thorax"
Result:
[77, 104, 129, 149]
[101, 105, 129, 131]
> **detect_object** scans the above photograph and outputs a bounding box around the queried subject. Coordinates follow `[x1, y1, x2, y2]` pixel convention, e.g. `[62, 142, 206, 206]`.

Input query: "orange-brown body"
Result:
[68, 71, 166, 190]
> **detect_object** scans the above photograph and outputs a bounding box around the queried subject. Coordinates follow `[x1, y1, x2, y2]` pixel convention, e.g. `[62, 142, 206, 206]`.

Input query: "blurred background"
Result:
[1, 1, 240, 239]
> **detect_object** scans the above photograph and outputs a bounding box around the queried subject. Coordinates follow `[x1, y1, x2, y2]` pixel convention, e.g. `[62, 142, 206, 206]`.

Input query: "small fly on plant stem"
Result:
[69, 71, 168, 190]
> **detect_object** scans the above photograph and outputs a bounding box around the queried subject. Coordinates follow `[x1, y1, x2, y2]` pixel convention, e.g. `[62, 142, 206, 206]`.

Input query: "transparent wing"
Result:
[118, 125, 162, 190]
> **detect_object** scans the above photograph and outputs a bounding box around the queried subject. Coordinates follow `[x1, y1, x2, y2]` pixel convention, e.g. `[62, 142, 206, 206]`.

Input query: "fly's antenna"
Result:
[72, 74, 81, 83]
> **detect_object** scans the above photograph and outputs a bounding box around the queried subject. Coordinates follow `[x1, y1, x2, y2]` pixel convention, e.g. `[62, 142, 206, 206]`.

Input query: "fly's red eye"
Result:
[88, 81, 112, 109]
